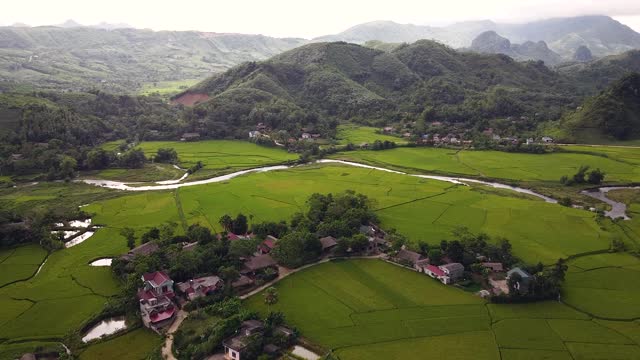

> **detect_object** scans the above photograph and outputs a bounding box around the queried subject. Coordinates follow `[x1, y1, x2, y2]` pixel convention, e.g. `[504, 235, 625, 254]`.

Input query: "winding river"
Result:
[79, 159, 640, 219]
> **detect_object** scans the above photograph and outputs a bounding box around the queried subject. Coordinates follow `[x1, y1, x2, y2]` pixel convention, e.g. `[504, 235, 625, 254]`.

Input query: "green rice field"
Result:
[78, 328, 161, 360]
[85, 163, 616, 264]
[245, 259, 640, 360]
[332, 146, 640, 183]
[336, 124, 407, 145]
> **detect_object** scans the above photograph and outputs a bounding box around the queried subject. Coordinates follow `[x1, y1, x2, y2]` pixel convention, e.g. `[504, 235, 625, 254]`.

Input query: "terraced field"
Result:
[245, 259, 640, 360]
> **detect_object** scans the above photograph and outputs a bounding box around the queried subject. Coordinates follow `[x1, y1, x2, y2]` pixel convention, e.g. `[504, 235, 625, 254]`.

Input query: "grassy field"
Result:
[84, 163, 617, 264]
[81, 163, 185, 183]
[0, 244, 48, 287]
[336, 124, 408, 145]
[78, 328, 161, 360]
[0, 228, 125, 345]
[244, 259, 640, 360]
[563, 253, 640, 319]
[101, 140, 299, 181]
[332, 147, 640, 183]
[244, 259, 494, 359]
[139, 79, 200, 96]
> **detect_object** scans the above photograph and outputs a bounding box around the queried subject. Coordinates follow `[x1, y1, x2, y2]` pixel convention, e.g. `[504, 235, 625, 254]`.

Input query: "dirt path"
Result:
[162, 309, 188, 360]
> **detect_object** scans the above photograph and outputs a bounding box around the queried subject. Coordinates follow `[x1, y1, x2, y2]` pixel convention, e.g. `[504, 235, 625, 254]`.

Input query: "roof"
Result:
[507, 267, 531, 279]
[242, 319, 264, 331]
[232, 275, 254, 288]
[319, 236, 338, 250]
[264, 344, 280, 353]
[244, 254, 277, 271]
[425, 264, 446, 277]
[20, 354, 36, 360]
[396, 249, 423, 264]
[223, 334, 250, 351]
[128, 241, 159, 257]
[359, 225, 375, 235]
[182, 242, 198, 252]
[182, 132, 200, 138]
[440, 263, 465, 273]
[149, 306, 176, 323]
[142, 271, 172, 287]
[482, 262, 504, 272]
[261, 237, 277, 249]
[415, 258, 431, 267]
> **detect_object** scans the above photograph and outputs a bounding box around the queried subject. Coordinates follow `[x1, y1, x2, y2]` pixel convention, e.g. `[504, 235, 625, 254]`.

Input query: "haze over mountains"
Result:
[0, 15, 639, 92]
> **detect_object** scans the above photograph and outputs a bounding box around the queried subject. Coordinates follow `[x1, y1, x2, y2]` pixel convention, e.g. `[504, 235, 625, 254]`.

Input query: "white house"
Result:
[249, 131, 261, 138]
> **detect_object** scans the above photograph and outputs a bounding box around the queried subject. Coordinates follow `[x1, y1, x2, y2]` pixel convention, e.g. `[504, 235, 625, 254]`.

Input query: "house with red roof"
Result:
[138, 271, 177, 332]
[257, 235, 278, 254]
[176, 275, 224, 301]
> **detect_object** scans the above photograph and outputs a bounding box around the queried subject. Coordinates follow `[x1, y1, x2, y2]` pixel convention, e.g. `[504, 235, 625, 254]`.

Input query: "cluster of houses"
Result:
[392, 248, 530, 296]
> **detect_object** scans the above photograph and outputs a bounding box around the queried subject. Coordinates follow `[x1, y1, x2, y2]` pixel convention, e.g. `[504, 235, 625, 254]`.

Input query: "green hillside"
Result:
[552, 73, 640, 142]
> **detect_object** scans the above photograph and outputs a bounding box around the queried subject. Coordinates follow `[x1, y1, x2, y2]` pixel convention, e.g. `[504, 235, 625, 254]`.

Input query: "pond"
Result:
[81, 316, 127, 343]
[64, 231, 95, 248]
[89, 258, 113, 266]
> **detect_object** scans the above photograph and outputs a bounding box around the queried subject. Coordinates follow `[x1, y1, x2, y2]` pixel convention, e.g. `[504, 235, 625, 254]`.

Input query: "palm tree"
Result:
[219, 214, 233, 232]
[264, 287, 278, 307]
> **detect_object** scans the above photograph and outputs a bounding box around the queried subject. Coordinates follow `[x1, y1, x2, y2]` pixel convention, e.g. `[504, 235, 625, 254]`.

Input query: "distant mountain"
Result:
[558, 50, 640, 93]
[469, 31, 562, 65]
[0, 26, 306, 92]
[176, 40, 583, 132]
[554, 73, 640, 141]
[316, 16, 640, 59]
[573, 46, 593, 62]
[56, 19, 83, 28]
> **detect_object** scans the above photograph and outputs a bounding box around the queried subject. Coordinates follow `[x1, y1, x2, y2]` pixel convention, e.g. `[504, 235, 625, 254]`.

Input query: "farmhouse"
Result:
[424, 264, 447, 282]
[231, 275, 255, 290]
[257, 236, 278, 254]
[395, 249, 423, 266]
[121, 241, 159, 261]
[223, 320, 264, 360]
[481, 262, 504, 272]
[180, 132, 200, 141]
[440, 263, 465, 282]
[507, 267, 532, 293]
[541, 136, 554, 143]
[241, 254, 277, 275]
[319, 236, 338, 252]
[248, 130, 261, 138]
[177, 275, 224, 301]
[301, 133, 311, 139]
[414, 258, 431, 272]
[137, 271, 177, 332]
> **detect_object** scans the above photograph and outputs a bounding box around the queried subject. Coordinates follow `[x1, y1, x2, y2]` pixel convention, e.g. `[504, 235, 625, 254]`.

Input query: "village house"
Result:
[382, 126, 394, 133]
[121, 241, 160, 261]
[231, 275, 255, 290]
[541, 136, 554, 143]
[249, 130, 261, 138]
[177, 275, 224, 301]
[319, 236, 338, 253]
[257, 236, 278, 255]
[526, 138, 534, 145]
[241, 254, 278, 276]
[440, 263, 465, 282]
[507, 267, 532, 293]
[414, 258, 431, 272]
[180, 132, 200, 141]
[395, 249, 423, 266]
[301, 133, 311, 139]
[223, 320, 264, 360]
[311, 133, 321, 139]
[222, 320, 293, 360]
[137, 271, 177, 332]
[256, 123, 267, 131]
[482, 262, 504, 272]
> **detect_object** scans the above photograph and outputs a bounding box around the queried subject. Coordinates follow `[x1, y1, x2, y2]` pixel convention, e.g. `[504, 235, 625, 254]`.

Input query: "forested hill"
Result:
[0, 26, 305, 92]
[551, 73, 640, 142]
[180, 40, 580, 127]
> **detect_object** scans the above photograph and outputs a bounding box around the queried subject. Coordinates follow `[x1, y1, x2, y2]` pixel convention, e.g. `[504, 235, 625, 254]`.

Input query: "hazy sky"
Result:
[3, 0, 640, 38]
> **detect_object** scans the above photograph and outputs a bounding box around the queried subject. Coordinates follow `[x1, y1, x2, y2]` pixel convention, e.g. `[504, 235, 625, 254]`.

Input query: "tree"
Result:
[187, 224, 212, 245]
[446, 240, 464, 263]
[219, 215, 233, 232]
[86, 148, 111, 169]
[572, 165, 590, 184]
[120, 227, 136, 249]
[264, 287, 278, 306]
[427, 249, 443, 265]
[119, 148, 146, 169]
[141, 227, 160, 244]
[587, 168, 605, 185]
[59, 156, 77, 179]
[350, 234, 369, 253]
[155, 148, 178, 163]
[219, 266, 240, 283]
[232, 214, 249, 235]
